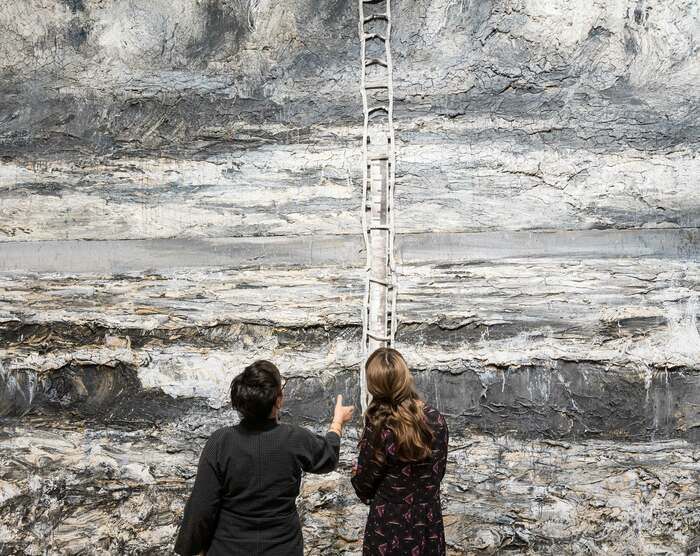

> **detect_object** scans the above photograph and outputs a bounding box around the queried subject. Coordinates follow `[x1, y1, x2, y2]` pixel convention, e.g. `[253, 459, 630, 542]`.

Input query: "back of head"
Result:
[366, 347, 415, 405]
[230, 360, 281, 422]
[365, 348, 434, 462]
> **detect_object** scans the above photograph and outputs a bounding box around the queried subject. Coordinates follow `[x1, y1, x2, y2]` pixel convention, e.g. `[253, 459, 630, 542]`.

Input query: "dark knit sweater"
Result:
[174, 418, 340, 556]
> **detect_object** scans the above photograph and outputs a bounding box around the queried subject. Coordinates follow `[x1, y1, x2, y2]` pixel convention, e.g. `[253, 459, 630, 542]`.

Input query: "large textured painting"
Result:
[0, 0, 698, 554]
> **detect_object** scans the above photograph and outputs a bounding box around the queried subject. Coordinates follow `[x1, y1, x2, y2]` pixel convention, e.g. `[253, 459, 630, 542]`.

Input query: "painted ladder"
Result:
[359, 0, 397, 412]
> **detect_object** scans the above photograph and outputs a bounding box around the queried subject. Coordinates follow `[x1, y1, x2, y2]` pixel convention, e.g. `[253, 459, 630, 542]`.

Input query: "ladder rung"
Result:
[363, 0, 387, 4]
[369, 277, 391, 286]
[364, 33, 386, 42]
[364, 14, 389, 23]
[367, 105, 389, 116]
[364, 137, 391, 146]
[367, 331, 391, 342]
[364, 80, 389, 89]
[367, 150, 389, 161]
[368, 225, 391, 230]
[365, 58, 388, 67]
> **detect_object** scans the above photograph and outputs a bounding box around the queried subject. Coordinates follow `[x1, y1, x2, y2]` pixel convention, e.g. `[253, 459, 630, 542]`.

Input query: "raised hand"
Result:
[333, 394, 355, 425]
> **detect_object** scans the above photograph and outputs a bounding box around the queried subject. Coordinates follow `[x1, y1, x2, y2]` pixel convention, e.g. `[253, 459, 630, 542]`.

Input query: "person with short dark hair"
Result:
[174, 360, 354, 556]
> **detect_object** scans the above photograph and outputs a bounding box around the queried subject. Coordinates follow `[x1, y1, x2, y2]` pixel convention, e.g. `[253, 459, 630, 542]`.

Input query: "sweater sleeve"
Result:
[298, 428, 341, 474]
[350, 425, 387, 505]
[174, 434, 223, 555]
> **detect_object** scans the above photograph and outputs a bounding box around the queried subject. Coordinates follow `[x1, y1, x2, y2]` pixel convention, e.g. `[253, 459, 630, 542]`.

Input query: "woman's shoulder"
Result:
[200, 426, 236, 457]
[280, 422, 309, 434]
[421, 402, 447, 428]
[207, 425, 236, 443]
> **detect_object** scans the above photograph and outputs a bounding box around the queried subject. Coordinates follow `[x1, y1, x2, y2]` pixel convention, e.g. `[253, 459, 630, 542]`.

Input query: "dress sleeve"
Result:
[298, 429, 341, 474]
[436, 413, 449, 481]
[350, 425, 388, 505]
[174, 434, 223, 555]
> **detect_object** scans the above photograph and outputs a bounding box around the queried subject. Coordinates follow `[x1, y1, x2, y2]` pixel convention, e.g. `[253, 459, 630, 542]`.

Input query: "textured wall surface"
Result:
[0, 0, 699, 554]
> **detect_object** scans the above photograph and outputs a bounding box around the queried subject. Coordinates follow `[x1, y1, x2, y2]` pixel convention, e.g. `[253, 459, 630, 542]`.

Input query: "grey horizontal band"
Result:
[0, 228, 697, 273]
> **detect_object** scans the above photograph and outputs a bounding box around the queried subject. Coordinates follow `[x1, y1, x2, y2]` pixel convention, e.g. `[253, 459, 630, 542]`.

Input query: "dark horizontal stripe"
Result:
[0, 364, 361, 428]
[0, 362, 203, 424]
[0, 321, 363, 351]
[414, 361, 700, 443]
[0, 84, 692, 158]
[397, 316, 669, 346]
[0, 228, 697, 273]
[3, 361, 699, 443]
[0, 315, 667, 355]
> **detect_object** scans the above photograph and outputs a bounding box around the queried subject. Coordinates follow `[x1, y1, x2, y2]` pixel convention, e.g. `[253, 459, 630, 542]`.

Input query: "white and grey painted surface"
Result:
[0, 0, 698, 554]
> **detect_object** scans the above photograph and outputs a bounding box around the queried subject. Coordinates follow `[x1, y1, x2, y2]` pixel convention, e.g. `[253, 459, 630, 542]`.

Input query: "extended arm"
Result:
[300, 429, 341, 474]
[300, 394, 354, 474]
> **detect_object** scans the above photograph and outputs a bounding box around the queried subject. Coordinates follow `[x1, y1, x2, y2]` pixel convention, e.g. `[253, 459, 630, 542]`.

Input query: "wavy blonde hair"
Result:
[364, 347, 434, 462]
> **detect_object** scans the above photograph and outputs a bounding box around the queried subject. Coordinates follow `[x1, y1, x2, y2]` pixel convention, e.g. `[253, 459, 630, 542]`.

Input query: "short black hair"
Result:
[230, 360, 282, 421]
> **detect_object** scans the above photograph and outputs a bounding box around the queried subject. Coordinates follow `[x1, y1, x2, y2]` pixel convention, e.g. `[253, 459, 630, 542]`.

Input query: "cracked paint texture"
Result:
[0, 0, 698, 554]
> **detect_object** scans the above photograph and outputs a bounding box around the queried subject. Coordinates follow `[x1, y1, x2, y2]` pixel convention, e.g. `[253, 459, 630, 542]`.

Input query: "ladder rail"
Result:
[359, 0, 371, 412]
[358, 0, 398, 413]
[385, 0, 398, 341]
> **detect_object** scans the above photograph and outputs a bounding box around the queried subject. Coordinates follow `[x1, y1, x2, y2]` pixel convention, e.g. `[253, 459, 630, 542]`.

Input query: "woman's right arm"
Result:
[350, 424, 387, 505]
[299, 395, 354, 474]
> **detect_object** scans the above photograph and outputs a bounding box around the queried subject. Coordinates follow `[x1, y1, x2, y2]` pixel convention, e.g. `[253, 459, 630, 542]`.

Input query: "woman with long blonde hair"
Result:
[351, 348, 448, 555]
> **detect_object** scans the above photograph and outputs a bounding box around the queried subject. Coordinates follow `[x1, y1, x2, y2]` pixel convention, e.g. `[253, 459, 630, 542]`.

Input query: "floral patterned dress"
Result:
[351, 404, 449, 556]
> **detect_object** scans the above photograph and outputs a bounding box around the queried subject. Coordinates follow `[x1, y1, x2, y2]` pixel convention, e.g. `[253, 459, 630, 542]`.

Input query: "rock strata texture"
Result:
[0, 0, 698, 554]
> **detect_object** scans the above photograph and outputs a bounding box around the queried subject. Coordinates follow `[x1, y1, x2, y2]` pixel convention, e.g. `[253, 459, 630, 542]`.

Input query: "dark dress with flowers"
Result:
[351, 404, 449, 556]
